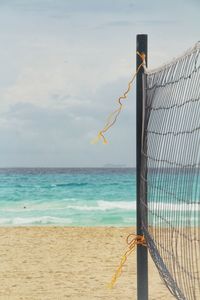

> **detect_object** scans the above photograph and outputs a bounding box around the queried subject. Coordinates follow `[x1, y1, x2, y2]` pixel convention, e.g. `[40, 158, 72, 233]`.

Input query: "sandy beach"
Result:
[0, 227, 174, 300]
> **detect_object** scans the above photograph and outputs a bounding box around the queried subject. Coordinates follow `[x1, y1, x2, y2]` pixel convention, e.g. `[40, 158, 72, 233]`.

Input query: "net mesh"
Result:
[141, 42, 200, 300]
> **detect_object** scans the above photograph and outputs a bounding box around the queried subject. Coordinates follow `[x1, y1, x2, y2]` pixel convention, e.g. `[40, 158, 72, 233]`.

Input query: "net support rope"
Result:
[108, 234, 147, 289]
[92, 52, 146, 144]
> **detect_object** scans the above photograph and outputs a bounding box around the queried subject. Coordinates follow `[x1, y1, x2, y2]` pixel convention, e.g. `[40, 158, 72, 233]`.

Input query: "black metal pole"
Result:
[136, 34, 148, 300]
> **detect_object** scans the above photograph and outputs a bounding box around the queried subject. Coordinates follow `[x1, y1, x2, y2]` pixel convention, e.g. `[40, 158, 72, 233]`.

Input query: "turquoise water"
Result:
[0, 168, 136, 226]
[0, 168, 199, 226]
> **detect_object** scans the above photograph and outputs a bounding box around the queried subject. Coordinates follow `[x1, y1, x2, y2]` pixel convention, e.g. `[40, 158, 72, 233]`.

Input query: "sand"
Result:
[0, 227, 175, 300]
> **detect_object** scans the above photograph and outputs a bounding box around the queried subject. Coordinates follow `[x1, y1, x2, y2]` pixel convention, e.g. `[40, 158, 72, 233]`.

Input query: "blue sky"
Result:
[0, 0, 199, 167]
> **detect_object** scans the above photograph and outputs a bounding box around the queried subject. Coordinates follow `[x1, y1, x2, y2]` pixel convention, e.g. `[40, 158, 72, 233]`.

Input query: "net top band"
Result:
[144, 41, 200, 75]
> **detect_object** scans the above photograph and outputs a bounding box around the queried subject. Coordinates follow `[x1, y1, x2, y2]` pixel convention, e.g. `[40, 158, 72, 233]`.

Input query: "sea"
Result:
[0, 168, 136, 226]
[0, 168, 198, 227]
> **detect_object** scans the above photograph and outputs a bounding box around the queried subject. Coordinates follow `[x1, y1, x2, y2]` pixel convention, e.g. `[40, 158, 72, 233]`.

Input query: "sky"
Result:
[0, 0, 199, 167]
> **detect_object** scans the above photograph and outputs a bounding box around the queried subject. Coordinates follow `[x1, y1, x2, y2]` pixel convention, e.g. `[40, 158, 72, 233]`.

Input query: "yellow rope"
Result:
[108, 234, 147, 289]
[91, 52, 146, 144]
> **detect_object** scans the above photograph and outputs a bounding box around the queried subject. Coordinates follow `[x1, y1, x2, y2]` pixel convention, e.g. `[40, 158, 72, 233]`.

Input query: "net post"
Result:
[136, 34, 148, 300]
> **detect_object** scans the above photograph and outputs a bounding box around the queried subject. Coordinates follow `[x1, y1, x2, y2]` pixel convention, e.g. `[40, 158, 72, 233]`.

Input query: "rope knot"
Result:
[126, 234, 147, 248]
[137, 51, 146, 65]
[108, 234, 146, 289]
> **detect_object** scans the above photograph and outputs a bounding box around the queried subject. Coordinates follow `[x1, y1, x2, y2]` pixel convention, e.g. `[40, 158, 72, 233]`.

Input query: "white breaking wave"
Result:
[97, 200, 135, 210]
[0, 200, 199, 214]
[11, 200, 135, 212]
[0, 216, 72, 226]
[68, 201, 199, 212]
[148, 202, 200, 212]
[66, 200, 135, 211]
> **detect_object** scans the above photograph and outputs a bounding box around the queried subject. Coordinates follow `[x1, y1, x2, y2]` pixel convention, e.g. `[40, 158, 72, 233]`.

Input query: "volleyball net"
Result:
[94, 39, 200, 299]
[140, 42, 200, 299]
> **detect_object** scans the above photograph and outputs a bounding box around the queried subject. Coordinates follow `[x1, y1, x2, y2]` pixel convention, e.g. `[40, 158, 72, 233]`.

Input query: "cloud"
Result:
[0, 71, 136, 167]
[0, 0, 199, 167]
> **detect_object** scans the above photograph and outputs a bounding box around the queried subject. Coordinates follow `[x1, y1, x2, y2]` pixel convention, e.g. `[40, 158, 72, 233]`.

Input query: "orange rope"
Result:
[91, 52, 146, 144]
[108, 234, 147, 289]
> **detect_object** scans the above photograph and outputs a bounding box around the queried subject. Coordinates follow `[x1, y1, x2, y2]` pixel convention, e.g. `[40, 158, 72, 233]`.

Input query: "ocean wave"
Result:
[50, 182, 88, 188]
[65, 200, 135, 211]
[0, 200, 135, 212]
[97, 200, 135, 210]
[148, 202, 200, 211]
[66, 201, 200, 212]
[0, 200, 199, 214]
[0, 216, 72, 226]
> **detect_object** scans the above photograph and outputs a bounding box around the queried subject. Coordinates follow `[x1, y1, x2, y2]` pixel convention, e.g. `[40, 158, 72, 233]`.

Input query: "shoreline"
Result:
[0, 226, 174, 299]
